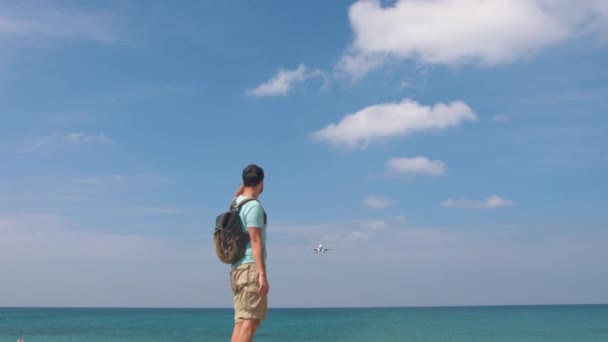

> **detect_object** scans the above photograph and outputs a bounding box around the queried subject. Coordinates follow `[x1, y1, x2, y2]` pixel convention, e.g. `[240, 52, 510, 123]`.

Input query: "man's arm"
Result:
[234, 185, 244, 198]
[248, 227, 269, 297]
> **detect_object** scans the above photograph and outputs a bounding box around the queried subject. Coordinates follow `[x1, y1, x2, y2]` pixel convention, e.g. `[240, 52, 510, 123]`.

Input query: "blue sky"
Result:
[1, 0, 607, 308]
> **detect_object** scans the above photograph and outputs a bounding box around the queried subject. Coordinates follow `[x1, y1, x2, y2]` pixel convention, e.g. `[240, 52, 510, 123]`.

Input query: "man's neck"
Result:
[241, 188, 259, 199]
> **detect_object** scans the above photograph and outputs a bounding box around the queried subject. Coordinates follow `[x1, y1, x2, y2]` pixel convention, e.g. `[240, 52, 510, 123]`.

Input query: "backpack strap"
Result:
[231, 197, 258, 209]
[231, 197, 267, 225]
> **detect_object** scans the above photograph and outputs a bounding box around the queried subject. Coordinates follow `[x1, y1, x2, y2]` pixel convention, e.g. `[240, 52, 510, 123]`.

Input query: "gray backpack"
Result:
[214, 198, 260, 264]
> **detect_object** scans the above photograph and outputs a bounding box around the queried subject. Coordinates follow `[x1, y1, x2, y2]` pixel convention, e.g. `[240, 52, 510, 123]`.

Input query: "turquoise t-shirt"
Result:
[231, 195, 267, 268]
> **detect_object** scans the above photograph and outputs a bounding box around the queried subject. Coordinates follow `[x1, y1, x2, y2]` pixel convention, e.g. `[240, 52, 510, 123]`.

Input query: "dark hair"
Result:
[242, 164, 264, 187]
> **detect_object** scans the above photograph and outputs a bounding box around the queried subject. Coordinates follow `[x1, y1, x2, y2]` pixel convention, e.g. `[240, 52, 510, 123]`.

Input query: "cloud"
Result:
[336, 53, 387, 80]
[4, 212, 603, 308]
[63, 132, 113, 145]
[350, 220, 387, 240]
[0, 5, 120, 44]
[386, 156, 447, 176]
[246, 64, 324, 97]
[337, 0, 608, 78]
[493, 115, 511, 124]
[363, 196, 395, 209]
[114, 207, 185, 216]
[350, 231, 371, 240]
[16, 134, 59, 153]
[272, 218, 396, 245]
[311, 98, 476, 149]
[442, 195, 513, 209]
[0, 212, 215, 307]
[106, 174, 175, 185]
[271, 223, 608, 307]
[17, 132, 113, 153]
[68, 174, 174, 190]
[72, 178, 104, 185]
[360, 219, 386, 230]
[0, 172, 179, 214]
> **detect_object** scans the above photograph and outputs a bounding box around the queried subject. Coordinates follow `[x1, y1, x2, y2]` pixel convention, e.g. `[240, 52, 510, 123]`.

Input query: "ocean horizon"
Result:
[1, 304, 607, 341]
[3, 303, 608, 309]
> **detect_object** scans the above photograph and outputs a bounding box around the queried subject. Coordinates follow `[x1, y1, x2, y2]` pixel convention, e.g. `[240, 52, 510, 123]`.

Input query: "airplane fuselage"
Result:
[316, 245, 327, 252]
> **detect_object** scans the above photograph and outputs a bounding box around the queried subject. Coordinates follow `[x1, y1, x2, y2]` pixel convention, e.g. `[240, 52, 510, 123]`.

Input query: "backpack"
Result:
[214, 198, 259, 264]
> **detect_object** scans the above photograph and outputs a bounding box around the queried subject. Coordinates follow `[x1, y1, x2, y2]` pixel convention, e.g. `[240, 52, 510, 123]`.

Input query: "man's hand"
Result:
[258, 273, 269, 297]
[234, 185, 244, 197]
[248, 227, 268, 297]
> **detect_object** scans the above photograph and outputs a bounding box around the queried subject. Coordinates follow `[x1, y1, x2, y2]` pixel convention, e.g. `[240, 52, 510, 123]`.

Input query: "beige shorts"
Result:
[230, 263, 268, 323]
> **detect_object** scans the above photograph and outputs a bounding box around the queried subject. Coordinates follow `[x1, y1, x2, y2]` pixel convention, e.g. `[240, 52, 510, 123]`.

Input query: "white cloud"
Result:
[246, 64, 323, 97]
[262, 218, 608, 307]
[394, 215, 407, 223]
[442, 195, 513, 209]
[338, 0, 608, 78]
[72, 178, 104, 185]
[335, 52, 387, 80]
[70, 174, 174, 188]
[386, 156, 447, 176]
[272, 218, 396, 244]
[18, 134, 59, 153]
[16, 132, 113, 153]
[350, 231, 371, 240]
[363, 196, 395, 209]
[123, 207, 184, 216]
[269, 223, 608, 307]
[360, 219, 386, 230]
[350, 220, 387, 240]
[63, 132, 113, 145]
[0, 5, 120, 43]
[0, 212, 215, 307]
[493, 115, 511, 124]
[311, 98, 476, 149]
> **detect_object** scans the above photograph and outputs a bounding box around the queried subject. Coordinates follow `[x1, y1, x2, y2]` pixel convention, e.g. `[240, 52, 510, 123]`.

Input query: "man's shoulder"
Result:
[238, 196, 264, 211]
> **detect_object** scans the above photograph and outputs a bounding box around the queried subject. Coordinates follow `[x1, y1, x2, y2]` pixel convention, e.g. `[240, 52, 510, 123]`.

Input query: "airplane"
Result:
[310, 244, 333, 253]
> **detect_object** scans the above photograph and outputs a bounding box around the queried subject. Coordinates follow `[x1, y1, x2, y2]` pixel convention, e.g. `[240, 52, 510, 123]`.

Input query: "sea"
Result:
[1, 305, 607, 341]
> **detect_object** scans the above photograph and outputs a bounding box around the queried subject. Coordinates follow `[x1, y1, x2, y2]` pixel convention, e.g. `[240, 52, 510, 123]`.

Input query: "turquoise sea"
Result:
[1, 305, 607, 341]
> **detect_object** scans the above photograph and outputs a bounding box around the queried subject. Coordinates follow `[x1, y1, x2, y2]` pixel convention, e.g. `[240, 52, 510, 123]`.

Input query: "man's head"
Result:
[242, 164, 264, 194]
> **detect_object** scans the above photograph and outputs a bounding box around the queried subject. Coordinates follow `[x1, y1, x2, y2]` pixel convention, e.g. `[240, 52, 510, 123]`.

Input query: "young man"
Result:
[230, 164, 269, 342]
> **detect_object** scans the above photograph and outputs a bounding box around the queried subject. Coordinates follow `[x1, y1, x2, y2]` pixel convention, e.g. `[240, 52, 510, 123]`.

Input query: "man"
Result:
[230, 164, 269, 342]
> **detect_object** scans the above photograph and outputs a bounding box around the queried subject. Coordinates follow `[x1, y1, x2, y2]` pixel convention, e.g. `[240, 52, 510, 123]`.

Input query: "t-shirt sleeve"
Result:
[243, 202, 265, 229]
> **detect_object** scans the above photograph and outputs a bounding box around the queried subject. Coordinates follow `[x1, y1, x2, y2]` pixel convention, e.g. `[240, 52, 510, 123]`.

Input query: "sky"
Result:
[0, 0, 607, 308]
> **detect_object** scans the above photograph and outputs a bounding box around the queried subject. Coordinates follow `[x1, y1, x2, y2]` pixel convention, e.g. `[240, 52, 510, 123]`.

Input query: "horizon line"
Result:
[2, 303, 607, 310]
